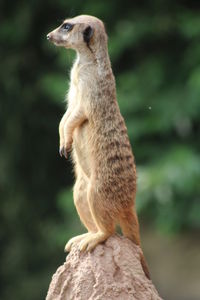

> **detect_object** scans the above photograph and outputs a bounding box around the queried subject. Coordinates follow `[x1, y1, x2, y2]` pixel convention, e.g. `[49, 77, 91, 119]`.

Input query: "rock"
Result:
[46, 234, 162, 300]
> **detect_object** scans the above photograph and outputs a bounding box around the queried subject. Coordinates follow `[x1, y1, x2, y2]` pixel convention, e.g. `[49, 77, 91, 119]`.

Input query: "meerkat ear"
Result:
[83, 26, 94, 44]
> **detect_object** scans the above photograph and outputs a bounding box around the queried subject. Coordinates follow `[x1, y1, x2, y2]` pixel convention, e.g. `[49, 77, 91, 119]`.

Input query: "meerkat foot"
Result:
[64, 233, 91, 252]
[78, 231, 109, 252]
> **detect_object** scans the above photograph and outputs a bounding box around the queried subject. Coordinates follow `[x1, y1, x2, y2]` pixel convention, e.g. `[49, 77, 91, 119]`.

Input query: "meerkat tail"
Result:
[119, 209, 141, 245]
[140, 251, 151, 279]
[119, 209, 150, 279]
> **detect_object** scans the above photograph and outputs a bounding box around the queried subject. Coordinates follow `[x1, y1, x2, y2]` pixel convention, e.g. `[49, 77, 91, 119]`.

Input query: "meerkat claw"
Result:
[63, 143, 72, 159]
[59, 147, 64, 157]
[64, 148, 68, 159]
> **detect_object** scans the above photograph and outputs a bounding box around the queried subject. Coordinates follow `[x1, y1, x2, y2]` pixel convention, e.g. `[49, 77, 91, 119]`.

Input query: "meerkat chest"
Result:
[68, 72, 84, 107]
[68, 80, 78, 106]
[68, 60, 94, 108]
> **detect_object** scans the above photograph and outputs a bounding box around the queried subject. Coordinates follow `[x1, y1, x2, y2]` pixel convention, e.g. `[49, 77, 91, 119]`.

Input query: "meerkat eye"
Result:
[62, 23, 73, 31]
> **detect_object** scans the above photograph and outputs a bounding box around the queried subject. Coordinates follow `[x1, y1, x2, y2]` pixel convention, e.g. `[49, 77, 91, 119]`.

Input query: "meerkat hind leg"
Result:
[73, 173, 97, 232]
[65, 173, 97, 252]
[79, 185, 115, 252]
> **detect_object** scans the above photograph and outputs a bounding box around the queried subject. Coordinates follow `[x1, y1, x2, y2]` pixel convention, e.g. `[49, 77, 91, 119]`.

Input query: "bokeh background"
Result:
[1, 0, 200, 299]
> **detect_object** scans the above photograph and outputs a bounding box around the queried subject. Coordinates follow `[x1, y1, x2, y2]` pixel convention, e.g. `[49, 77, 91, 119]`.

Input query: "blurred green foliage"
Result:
[0, 0, 200, 299]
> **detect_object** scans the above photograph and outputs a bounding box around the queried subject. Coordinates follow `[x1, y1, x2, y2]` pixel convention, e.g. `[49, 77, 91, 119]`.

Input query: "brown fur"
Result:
[47, 15, 150, 279]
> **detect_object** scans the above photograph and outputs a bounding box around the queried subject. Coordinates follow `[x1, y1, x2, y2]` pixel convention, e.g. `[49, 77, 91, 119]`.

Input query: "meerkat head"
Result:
[47, 15, 107, 54]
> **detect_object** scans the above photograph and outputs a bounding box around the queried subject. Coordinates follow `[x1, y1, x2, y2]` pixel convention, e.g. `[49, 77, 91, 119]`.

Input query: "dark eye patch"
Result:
[61, 23, 74, 31]
[83, 26, 93, 44]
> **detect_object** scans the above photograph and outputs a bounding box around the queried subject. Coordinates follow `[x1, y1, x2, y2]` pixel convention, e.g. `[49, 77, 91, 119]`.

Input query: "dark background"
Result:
[1, 0, 200, 299]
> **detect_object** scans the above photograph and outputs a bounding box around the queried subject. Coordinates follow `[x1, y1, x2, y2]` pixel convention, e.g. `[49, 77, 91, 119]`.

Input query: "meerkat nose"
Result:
[47, 34, 51, 40]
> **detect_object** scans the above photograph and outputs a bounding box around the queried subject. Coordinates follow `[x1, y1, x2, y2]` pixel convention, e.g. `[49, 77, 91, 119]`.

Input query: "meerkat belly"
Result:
[72, 120, 92, 178]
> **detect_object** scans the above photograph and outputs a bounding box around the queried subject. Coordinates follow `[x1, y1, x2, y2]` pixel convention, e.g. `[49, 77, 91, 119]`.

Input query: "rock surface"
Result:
[46, 235, 162, 300]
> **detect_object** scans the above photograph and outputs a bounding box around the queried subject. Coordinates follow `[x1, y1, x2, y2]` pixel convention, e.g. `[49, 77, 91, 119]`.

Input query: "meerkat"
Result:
[47, 15, 150, 279]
